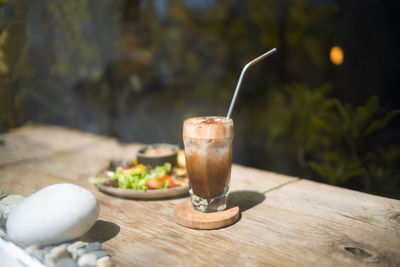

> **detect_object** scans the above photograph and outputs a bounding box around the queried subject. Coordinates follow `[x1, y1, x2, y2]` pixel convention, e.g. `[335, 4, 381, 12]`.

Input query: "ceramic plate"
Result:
[96, 180, 189, 199]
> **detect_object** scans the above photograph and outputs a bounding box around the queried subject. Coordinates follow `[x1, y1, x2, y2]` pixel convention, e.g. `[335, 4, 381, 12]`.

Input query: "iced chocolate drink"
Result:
[183, 116, 234, 212]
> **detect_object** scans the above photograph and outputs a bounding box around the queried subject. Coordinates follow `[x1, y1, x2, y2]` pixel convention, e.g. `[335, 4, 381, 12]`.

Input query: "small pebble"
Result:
[45, 245, 68, 267]
[78, 253, 97, 266]
[55, 257, 78, 267]
[97, 256, 114, 267]
[43, 245, 55, 254]
[84, 242, 102, 252]
[91, 250, 109, 259]
[68, 241, 88, 260]
[68, 241, 88, 251]
[77, 248, 87, 257]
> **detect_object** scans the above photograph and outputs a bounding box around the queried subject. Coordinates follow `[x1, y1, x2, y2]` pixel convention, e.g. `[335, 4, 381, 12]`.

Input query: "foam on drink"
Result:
[183, 117, 233, 139]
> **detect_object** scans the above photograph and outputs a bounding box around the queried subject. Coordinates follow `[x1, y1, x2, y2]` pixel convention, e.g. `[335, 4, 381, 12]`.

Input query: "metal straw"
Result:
[226, 48, 277, 118]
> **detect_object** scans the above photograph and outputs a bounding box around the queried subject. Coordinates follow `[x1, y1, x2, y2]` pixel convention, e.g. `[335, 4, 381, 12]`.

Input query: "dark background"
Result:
[1, 0, 399, 198]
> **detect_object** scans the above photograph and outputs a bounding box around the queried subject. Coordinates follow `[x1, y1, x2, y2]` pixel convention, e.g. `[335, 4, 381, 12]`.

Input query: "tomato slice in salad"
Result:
[145, 174, 177, 189]
[161, 174, 177, 188]
[145, 178, 163, 189]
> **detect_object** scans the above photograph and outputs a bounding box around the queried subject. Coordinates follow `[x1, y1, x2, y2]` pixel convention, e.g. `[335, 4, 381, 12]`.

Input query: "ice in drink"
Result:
[183, 116, 234, 212]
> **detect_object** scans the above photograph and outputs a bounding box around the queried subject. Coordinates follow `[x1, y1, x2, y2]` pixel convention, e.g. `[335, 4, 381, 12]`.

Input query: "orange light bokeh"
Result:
[330, 46, 344, 65]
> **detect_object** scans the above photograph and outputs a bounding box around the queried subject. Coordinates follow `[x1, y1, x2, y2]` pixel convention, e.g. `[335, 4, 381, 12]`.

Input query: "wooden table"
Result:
[1, 125, 399, 266]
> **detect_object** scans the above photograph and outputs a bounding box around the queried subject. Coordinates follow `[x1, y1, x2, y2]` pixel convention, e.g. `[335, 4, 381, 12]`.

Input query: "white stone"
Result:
[6, 184, 99, 246]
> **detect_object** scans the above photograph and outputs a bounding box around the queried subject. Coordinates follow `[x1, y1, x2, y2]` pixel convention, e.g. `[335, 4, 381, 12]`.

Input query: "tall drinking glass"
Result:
[183, 116, 234, 212]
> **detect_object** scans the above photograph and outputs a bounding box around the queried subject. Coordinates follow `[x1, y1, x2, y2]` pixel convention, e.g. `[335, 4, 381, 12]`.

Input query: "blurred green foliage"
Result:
[48, 0, 102, 79]
[264, 84, 400, 197]
[0, 0, 31, 128]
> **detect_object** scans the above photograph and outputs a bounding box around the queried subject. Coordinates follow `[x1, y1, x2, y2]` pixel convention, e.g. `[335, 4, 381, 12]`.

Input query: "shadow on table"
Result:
[80, 220, 120, 243]
[228, 190, 266, 212]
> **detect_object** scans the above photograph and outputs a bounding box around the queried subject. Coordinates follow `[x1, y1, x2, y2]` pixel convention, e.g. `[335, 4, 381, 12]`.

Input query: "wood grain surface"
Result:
[0, 125, 399, 266]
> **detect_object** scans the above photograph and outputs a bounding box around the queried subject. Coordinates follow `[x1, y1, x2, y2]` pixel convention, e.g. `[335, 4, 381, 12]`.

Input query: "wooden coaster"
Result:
[174, 199, 240, 229]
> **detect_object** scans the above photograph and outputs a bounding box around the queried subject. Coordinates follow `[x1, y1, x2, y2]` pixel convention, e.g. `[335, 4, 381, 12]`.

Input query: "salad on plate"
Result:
[90, 161, 187, 191]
